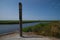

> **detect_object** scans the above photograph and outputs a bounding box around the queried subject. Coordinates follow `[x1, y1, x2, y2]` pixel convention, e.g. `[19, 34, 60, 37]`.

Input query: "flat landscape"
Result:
[0, 20, 60, 40]
[0, 20, 40, 24]
[0, 20, 59, 24]
[22, 21, 60, 38]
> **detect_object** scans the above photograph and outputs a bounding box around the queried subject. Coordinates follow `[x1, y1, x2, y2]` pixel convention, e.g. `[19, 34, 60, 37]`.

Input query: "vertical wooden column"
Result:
[19, 2, 22, 37]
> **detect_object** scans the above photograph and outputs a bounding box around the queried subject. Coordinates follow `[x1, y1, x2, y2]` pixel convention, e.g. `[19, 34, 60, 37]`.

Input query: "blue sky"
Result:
[0, 0, 60, 20]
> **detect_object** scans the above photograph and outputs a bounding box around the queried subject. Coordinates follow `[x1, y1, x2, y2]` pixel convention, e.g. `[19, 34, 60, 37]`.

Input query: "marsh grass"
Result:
[22, 21, 60, 38]
[0, 20, 40, 24]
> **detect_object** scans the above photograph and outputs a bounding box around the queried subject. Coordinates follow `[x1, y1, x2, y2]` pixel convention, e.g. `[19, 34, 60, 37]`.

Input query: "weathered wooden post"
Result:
[19, 2, 22, 37]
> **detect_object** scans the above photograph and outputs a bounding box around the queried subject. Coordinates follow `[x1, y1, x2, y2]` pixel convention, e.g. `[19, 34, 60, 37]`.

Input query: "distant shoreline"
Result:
[0, 20, 59, 24]
[0, 20, 39, 24]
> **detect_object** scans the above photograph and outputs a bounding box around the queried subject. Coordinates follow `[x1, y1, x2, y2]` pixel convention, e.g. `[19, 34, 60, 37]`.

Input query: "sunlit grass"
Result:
[22, 21, 60, 38]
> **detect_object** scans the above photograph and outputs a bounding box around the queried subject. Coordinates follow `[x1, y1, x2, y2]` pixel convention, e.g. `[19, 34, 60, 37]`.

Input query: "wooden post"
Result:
[19, 2, 22, 37]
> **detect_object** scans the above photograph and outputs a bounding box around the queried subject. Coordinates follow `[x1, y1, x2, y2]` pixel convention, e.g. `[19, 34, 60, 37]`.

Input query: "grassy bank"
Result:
[0, 20, 59, 24]
[0, 20, 40, 24]
[22, 21, 60, 38]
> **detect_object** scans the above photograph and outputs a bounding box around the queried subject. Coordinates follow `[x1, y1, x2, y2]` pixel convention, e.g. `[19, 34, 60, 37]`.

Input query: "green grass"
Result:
[0, 20, 60, 24]
[22, 21, 60, 38]
[0, 20, 40, 24]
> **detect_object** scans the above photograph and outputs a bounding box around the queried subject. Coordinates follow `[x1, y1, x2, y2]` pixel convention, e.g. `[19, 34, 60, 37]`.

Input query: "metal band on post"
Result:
[19, 2, 22, 37]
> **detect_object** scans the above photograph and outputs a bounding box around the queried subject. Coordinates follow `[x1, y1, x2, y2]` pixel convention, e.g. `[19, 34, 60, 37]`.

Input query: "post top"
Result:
[19, 2, 22, 5]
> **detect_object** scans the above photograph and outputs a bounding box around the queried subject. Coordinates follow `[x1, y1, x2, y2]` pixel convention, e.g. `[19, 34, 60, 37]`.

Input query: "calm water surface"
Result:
[0, 22, 40, 34]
